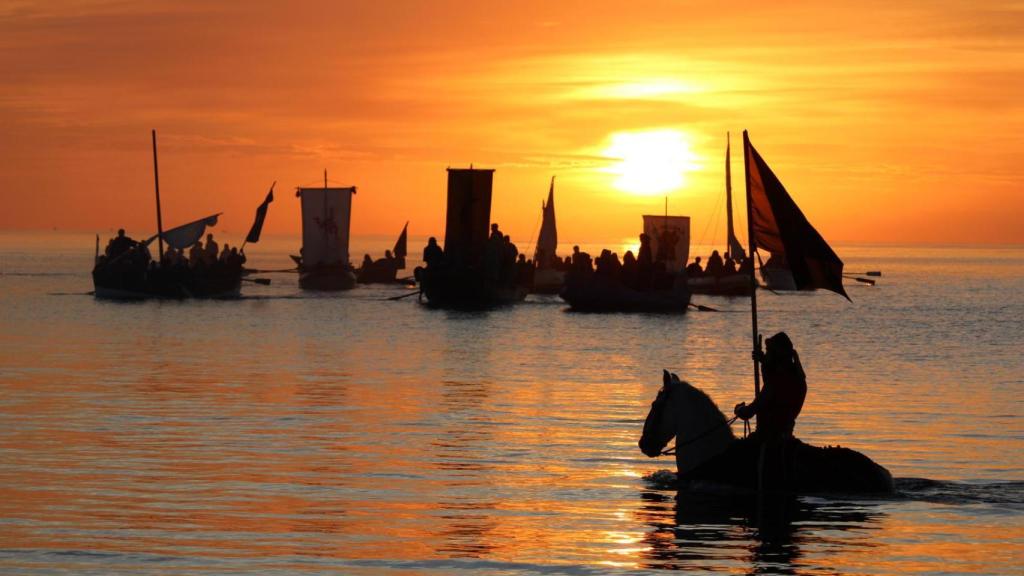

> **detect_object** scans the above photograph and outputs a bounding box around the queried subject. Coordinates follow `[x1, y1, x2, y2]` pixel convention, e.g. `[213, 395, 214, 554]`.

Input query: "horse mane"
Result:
[674, 379, 728, 425]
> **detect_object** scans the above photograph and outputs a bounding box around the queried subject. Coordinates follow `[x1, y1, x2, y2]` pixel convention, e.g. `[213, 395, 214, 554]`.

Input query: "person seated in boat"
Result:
[621, 250, 638, 288]
[738, 254, 753, 274]
[188, 241, 204, 268]
[571, 245, 592, 272]
[516, 253, 534, 287]
[705, 250, 725, 277]
[362, 254, 373, 270]
[163, 245, 178, 267]
[723, 257, 737, 275]
[230, 247, 245, 268]
[219, 243, 232, 264]
[734, 332, 807, 489]
[490, 222, 503, 242]
[106, 228, 136, 259]
[423, 237, 444, 268]
[685, 256, 704, 278]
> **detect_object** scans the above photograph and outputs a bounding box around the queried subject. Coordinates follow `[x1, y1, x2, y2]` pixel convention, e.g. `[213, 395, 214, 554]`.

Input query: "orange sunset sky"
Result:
[1, 0, 1021, 246]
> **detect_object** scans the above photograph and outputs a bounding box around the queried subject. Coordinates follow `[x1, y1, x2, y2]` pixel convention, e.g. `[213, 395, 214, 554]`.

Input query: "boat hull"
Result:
[92, 266, 242, 300]
[687, 273, 752, 296]
[530, 268, 565, 295]
[299, 267, 357, 291]
[417, 265, 529, 309]
[560, 271, 691, 313]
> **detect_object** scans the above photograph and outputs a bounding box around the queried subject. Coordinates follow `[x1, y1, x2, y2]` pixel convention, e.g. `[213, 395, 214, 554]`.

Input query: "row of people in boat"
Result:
[96, 230, 245, 273]
[420, 223, 535, 286]
[684, 250, 753, 278]
[360, 250, 399, 272]
[564, 233, 677, 292]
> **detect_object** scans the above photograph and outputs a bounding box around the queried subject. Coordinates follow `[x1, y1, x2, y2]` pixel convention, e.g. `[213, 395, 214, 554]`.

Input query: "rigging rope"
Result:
[659, 415, 739, 456]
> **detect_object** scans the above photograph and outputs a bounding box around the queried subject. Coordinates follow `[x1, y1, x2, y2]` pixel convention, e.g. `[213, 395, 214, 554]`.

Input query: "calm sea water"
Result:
[1, 232, 1022, 575]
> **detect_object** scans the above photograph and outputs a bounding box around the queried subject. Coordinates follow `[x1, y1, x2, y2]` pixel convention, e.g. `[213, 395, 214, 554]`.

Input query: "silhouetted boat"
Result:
[688, 133, 752, 297]
[357, 222, 408, 284]
[293, 173, 357, 291]
[92, 131, 244, 300]
[417, 168, 530, 308]
[560, 215, 692, 313]
[561, 271, 691, 313]
[531, 177, 565, 294]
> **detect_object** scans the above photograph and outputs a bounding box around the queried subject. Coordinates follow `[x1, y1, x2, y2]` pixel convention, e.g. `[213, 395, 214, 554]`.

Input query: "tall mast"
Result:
[151, 129, 164, 265]
[725, 132, 735, 260]
[743, 130, 761, 399]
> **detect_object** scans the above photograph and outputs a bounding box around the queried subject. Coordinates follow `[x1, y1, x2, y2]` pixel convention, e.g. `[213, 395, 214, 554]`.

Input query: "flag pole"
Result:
[742, 130, 761, 398]
[151, 129, 165, 266]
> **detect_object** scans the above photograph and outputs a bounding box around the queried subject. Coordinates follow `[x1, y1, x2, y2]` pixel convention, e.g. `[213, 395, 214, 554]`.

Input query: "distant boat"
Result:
[531, 176, 565, 294]
[92, 130, 244, 300]
[559, 215, 692, 313]
[417, 167, 530, 308]
[357, 222, 408, 284]
[293, 172, 357, 291]
[687, 133, 753, 297]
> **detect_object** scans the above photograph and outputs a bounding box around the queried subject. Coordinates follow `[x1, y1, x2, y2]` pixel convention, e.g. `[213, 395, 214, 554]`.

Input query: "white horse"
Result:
[640, 371, 894, 493]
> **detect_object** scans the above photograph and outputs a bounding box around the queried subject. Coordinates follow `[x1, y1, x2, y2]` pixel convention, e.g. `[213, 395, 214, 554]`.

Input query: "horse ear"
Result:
[662, 369, 671, 387]
[670, 372, 681, 385]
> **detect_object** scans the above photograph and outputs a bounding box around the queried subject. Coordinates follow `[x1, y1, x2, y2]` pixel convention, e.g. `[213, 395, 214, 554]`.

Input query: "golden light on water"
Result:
[602, 130, 700, 197]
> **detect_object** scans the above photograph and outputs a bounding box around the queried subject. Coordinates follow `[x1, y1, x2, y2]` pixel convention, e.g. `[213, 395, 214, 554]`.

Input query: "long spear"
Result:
[742, 130, 761, 399]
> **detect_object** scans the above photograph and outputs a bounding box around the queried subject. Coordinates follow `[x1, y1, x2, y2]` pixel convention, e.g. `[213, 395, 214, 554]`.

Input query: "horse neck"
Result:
[671, 385, 736, 477]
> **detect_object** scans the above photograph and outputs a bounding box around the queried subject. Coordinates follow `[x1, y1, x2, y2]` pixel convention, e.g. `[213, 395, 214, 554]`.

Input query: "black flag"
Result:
[744, 132, 848, 299]
[245, 183, 275, 244]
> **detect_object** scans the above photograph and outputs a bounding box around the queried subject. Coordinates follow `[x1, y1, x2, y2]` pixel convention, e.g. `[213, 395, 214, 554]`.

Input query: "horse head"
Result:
[640, 371, 737, 478]
[639, 370, 686, 457]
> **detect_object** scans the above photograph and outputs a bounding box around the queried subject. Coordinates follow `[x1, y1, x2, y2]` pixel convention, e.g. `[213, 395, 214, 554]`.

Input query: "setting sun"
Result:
[603, 130, 700, 197]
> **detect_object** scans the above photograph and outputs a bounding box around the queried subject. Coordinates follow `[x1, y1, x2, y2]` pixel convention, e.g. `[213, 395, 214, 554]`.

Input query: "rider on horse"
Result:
[733, 332, 807, 490]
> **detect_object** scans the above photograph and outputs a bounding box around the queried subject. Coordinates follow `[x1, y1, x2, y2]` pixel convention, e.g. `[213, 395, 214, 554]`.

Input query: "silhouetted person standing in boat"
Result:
[106, 228, 135, 259]
[734, 332, 807, 491]
[705, 250, 725, 277]
[423, 237, 443, 268]
[637, 233, 653, 290]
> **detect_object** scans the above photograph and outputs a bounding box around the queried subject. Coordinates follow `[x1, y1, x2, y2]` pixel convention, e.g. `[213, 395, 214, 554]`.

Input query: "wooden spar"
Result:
[742, 130, 761, 399]
[725, 132, 734, 260]
[151, 130, 164, 265]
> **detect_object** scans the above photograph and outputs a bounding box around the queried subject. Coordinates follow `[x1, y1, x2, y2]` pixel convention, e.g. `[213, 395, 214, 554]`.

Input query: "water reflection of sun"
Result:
[603, 129, 700, 196]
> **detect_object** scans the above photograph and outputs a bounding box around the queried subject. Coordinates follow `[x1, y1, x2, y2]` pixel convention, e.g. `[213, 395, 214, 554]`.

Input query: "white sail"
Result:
[297, 186, 355, 266]
[145, 213, 221, 249]
[534, 177, 558, 268]
[642, 215, 690, 274]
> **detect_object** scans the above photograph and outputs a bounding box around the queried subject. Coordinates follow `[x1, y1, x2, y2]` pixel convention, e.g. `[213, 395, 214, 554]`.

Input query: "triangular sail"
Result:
[725, 134, 745, 260]
[534, 176, 558, 268]
[146, 213, 221, 250]
[393, 222, 408, 269]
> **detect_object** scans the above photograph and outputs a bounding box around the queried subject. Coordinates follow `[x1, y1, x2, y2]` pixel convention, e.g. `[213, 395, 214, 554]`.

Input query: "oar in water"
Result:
[387, 290, 421, 301]
[842, 274, 876, 286]
[688, 302, 719, 312]
[846, 270, 882, 277]
[241, 277, 272, 285]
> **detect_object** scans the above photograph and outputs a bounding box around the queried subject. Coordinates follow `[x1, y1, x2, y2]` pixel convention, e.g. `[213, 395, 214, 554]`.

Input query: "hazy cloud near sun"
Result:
[1, 0, 1022, 243]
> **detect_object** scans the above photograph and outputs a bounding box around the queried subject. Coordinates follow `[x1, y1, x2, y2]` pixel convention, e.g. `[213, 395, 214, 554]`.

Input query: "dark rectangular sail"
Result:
[443, 168, 493, 268]
[743, 131, 848, 299]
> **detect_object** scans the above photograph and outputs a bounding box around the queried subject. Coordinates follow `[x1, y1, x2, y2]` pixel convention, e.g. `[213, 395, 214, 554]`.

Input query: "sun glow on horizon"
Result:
[602, 130, 700, 197]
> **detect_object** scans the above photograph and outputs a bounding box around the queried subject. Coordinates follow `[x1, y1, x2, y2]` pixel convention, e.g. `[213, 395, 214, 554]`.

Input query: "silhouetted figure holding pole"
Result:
[734, 332, 807, 492]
